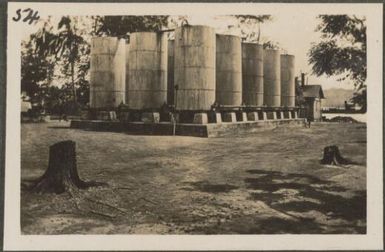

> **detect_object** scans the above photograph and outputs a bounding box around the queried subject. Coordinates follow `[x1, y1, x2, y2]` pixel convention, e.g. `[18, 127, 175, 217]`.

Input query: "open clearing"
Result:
[21, 121, 366, 234]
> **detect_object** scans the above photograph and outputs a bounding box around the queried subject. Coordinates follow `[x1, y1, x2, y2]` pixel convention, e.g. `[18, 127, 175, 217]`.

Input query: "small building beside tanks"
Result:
[302, 85, 325, 121]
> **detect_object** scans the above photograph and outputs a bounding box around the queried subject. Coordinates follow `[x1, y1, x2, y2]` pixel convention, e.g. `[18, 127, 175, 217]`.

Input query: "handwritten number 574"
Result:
[12, 8, 40, 25]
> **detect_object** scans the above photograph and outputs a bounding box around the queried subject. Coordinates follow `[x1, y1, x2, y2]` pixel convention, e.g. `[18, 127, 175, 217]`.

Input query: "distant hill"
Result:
[322, 88, 354, 108]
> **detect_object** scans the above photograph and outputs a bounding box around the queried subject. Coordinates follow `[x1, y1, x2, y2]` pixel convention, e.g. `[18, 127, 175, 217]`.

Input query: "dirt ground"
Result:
[21, 121, 366, 234]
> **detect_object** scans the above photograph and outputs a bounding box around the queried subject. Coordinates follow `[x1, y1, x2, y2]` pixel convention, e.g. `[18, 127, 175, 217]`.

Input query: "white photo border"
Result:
[4, 2, 383, 250]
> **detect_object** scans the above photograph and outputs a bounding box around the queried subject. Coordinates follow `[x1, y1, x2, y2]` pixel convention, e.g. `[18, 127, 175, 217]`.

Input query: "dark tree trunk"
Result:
[320, 145, 350, 165]
[31, 140, 105, 194]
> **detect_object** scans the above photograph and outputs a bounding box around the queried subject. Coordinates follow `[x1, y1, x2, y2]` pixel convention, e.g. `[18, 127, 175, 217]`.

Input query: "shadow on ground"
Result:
[181, 181, 238, 193]
[182, 169, 366, 234]
[245, 169, 366, 233]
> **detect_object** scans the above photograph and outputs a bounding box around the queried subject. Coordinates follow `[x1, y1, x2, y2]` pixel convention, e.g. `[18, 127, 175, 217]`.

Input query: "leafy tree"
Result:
[93, 16, 169, 39]
[262, 40, 280, 50]
[232, 15, 279, 49]
[234, 15, 273, 43]
[75, 50, 90, 106]
[21, 39, 55, 105]
[308, 15, 366, 111]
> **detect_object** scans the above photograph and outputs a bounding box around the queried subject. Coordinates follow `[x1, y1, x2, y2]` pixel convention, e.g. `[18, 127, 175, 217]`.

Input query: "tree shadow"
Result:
[181, 181, 238, 193]
[47, 126, 71, 129]
[245, 169, 366, 234]
[249, 217, 324, 234]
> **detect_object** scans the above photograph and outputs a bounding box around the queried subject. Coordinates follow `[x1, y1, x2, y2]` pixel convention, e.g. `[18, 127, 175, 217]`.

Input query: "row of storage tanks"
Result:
[90, 25, 295, 111]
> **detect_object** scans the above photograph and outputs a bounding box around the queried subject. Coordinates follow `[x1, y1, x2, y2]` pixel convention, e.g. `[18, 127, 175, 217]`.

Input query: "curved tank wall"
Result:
[242, 43, 264, 106]
[127, 32, 168, 110]
[90, 37, 126, 108]
[216, 34, 242, 106]
[125, 43, 130, 105]
[174, 25, 216, 110]
[263, 49, 281, 107]
[167, 40, 174, 105]
[280, 54, 295, 107]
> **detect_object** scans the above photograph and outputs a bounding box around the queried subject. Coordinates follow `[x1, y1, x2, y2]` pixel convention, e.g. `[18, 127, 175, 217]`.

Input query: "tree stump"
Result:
[320, 145, 350, 165]
[31, 140, 105, 194]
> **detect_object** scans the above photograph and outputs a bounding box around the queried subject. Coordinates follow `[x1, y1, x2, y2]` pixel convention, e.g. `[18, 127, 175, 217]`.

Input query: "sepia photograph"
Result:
[3, 2, 383, 251]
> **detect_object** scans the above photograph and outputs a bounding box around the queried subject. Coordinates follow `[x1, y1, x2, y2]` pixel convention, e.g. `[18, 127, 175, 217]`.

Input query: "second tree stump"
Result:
[320, 145, 350, 165]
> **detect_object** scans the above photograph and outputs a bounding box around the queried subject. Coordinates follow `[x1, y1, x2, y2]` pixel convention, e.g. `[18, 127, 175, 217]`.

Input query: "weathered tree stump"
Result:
[320, 145, 350, 165]
[31, 140, 106, 194]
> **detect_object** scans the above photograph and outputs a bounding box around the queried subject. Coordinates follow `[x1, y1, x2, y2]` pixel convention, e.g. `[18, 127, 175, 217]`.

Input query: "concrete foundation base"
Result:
[141, 112, 160, 123]
[247, 112, 258, 121]
[222, 112, 237, 123]
[262, 112, 267, 121]
[96, 111, 117, 121]
[283, 111, 290, 119]
[80, 110, 89, 120]
[119, 111, 130, 122]
[193, 113, 208, 124]
[240, 112, 248, 122]
[266, 111, 277, 120]
[110, 111, 117, 120]
[172, 113, 180, 123]
[215, 113, 222, 124]
[71, 118, 305, 138]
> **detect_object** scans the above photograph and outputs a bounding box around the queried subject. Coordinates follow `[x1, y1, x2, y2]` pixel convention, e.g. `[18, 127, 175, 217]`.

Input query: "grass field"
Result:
[21, 121, 367, 234]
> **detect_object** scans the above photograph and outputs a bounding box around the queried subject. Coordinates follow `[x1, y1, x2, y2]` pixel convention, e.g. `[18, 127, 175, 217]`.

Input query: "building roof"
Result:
[302, 85, 325, 99]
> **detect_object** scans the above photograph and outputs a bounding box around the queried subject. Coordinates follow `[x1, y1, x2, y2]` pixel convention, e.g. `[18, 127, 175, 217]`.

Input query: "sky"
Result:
[21, 13, 358, 91]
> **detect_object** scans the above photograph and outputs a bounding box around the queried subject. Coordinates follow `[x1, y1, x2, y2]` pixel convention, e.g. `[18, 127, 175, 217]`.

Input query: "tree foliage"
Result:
[308, 15, 366, 111]
[262, 40, 280, 50]
[93, 16, 169, 39]
[21, 40, 55, 103]
[234, 15, 273, 44]
[233, 15, 279, 49]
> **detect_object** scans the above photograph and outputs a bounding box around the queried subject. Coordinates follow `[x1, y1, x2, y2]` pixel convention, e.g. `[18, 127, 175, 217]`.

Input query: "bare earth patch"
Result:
[21, 121, 366, 234]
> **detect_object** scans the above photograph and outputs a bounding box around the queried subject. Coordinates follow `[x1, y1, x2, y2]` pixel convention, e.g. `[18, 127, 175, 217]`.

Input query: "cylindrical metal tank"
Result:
[280, 54, 295, 107]
[125, 43, 130, 105]
[263, 49, 281, 107]
[242, 43, 264, 106]
[127, 32, 168, 110]
[167, 40, 174, 105]
[90, 37, 126, 108]
[216, 34, 242, 106]
[174, 25, 216, 110]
